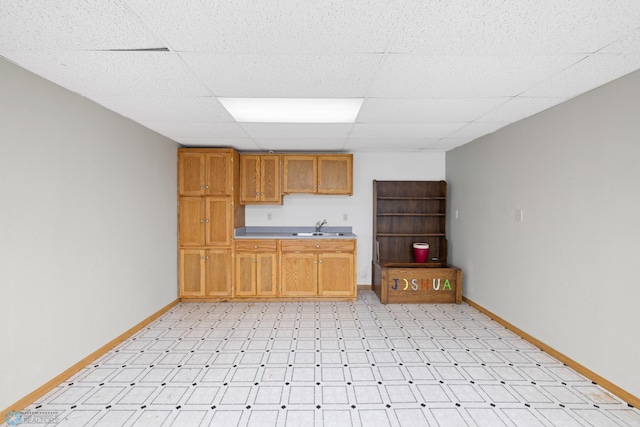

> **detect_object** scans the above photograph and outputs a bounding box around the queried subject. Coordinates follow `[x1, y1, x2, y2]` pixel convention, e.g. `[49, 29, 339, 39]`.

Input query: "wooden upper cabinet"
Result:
[283, 155, 317, 193]
[318, 155, 353, 195]
[240, 154, 282, 204]
[260, 155, 281, 203]
[283, 154, 352, 195]
[178, 152, 205, 196]
[179, 150, 233, 196]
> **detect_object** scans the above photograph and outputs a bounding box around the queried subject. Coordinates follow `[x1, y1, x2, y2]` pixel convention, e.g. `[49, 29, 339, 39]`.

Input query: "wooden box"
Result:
[373, 262, 462, 304]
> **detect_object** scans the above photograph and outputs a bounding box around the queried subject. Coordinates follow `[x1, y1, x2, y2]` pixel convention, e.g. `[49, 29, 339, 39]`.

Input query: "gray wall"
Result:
[0, 58, 179, 410]
[446, 70, 640, 397]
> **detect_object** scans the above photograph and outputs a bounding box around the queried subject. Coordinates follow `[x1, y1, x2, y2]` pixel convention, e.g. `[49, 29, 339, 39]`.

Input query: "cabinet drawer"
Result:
[281, 239, 355, 253]
[235, 240, 277, 252]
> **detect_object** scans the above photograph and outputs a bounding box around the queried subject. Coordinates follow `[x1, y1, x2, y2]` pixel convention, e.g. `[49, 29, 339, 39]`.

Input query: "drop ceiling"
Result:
[1, 1, 639, 152]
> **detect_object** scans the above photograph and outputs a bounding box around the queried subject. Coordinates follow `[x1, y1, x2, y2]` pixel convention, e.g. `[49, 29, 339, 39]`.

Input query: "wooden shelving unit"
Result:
[373, 181, 448, 263]
[372, 180, 462, 304]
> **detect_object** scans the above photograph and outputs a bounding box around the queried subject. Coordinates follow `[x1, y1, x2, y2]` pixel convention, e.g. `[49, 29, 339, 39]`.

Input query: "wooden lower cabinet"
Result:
[318, 252, 355, 297]
[281, 253, 318, 296]
[179, 248, 232, 298]
[280, 239, 356, 298]
[234, 240, 278, 297]
[181, 239, 355, 300]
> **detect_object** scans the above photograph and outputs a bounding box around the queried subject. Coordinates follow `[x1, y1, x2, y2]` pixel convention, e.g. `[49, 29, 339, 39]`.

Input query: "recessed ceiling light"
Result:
[219, 98, 363, 123]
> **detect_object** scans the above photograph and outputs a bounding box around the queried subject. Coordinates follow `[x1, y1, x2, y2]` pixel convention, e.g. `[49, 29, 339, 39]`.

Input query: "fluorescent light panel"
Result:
[219, 98, 363, 123]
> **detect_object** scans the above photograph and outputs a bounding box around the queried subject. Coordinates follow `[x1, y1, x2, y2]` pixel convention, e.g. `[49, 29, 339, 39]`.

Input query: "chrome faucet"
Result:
[315, 219, 327, 233]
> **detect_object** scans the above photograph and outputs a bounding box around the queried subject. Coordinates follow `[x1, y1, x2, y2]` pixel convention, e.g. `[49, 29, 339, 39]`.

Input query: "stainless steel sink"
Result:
[292, 232, 344, 237]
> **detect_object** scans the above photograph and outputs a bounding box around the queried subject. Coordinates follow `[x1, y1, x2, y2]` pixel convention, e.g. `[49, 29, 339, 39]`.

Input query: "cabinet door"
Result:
[205, 197, 232, 246]
[283, 155, 317, 193]
[256, 253, 277, 296]
[281, 253, 317, 296]
[179, 153, 205, 196]
[240, 155, 260, 203]
[318, 252, 355, 297]
[235, 253, 256, 296]
[179, 249, 205, 297]
[260, 155, 281, 203]
[205, 249, 232, 297]
[318, 155, 352, 195]
[179, 197, 205, 246]
[205, 152, 232, 196]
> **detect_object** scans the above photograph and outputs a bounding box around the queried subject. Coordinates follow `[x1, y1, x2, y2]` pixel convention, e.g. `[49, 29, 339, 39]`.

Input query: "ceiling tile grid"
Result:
[1, 0, 639, 152]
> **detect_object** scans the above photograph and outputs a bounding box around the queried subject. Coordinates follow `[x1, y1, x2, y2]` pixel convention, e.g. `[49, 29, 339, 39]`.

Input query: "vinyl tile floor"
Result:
[5, 291, 640, 427]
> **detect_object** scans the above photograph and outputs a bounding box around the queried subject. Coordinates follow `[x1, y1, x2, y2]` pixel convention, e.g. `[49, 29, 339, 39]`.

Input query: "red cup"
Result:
[413, 243, 429, 263]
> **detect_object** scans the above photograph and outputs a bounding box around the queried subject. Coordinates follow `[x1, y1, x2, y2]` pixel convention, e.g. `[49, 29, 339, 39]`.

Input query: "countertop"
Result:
[234, 226, 356, 240]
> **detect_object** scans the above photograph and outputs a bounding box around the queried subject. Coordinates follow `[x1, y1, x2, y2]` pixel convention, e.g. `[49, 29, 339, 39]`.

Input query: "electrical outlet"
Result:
[267, 212, 272, 221]
[359, 271, 367, 278]
[343, 213, 348, 221]
[454, 210, 459, 219]
[516, 209, 524, 222]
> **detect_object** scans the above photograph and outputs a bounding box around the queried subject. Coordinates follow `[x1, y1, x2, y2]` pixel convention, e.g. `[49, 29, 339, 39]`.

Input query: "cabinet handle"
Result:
[200, 185, 204, 189]
[200, 219, 204, 223]
[254, 245, 258, 249]
[319, 260, 323, 263]
[205, 185, 209, 189]
[316, 244, 320, 248]
[257, 259, 261, 263]
[206, 220, 209, 223]
[200, 256, 204, 259]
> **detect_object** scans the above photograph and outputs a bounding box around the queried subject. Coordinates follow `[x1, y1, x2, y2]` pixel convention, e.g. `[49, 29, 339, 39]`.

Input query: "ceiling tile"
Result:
[344, 138, 440, 152]
[600, 29, 640, 53]
[139, 121, 248, 139]
[131, 0, 404, 54]
[430, 138, 476, 151]
[0, 0, 163, 50]
[350, 123, 464, 139]
[98, 96, 234, 123]
[357, 98, 508, 123]
[2, 51, 211, 98]
[391, 0, 640, 55]
[523, 54, 640, 97]
[368, 55, 585, 98]
[252, 139, 347, 152]
[476, 97, 567, 123]
[446, 122, 507, 139]
[240, 123, 353, 139]
[180, 53, 382, 98]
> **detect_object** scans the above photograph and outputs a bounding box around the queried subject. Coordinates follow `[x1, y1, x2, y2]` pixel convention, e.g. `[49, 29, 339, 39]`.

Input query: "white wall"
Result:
[446, 70, 640, 398]
[245, 152, 446, 283]
[0, 58, 179, 410]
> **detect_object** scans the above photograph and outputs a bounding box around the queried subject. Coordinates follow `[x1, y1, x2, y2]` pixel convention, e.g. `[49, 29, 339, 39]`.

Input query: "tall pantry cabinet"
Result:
[178, 148, 245, 298]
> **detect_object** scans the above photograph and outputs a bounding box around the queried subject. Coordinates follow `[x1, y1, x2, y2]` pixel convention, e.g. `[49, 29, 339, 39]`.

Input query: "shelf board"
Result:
[377, 213, 445, 216]
[376, 233, 446, 237]
[377, 196, 446, 200]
